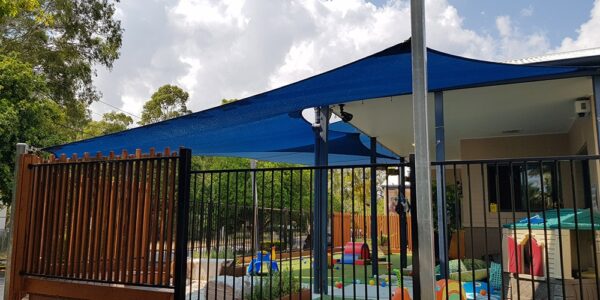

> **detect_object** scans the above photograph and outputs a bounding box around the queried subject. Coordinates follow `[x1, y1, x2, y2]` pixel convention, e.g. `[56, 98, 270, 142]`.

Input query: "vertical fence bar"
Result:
[409, 154, 420, 299]
[175, 148, 191, 300]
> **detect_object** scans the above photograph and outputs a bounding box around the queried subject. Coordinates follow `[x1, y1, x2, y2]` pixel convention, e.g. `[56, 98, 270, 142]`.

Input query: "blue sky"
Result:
[368, 0, 594, 47]
[91, 0, 600, 119]
[444, 0, 593, 46]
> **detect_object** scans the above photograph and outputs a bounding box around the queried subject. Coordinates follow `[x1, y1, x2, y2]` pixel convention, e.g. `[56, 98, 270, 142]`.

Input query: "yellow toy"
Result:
[435, 279, 466, 300]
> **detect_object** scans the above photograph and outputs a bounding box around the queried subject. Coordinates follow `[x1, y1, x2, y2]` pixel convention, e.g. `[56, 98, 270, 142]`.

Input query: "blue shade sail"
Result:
[46, 39, 592, 165]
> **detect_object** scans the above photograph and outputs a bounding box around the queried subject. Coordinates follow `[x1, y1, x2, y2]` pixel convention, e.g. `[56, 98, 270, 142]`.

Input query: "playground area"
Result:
[183, 164, 513, 300]
[188, 242, 416, 299]
[189, 238, 507, 299]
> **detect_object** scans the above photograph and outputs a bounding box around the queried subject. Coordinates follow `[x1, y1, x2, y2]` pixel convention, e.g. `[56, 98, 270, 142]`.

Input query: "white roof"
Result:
[506, 47, 600, 65]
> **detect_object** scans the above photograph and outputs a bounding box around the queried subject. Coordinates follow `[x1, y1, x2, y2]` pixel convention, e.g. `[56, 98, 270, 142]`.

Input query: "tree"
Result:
[81, 111, 132, 138]
[221, 98, 238, 105]
[139, 84, 192, 125]
[0, 54, 70, 204]
[0, 0, 123, 128]
[0, 0, 41, 20]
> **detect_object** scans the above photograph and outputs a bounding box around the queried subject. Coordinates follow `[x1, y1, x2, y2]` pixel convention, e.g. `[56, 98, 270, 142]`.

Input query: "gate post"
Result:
[174, 148, 192, 300]
[6, 143, 40, 300]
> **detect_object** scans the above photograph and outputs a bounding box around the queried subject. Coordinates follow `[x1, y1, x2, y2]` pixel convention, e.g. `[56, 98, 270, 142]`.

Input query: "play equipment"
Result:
[462, 281, 489, 299]
[435, 279, 466, 300]
[336, 242, 371, 265]
[369, 279, 375, 286]
[335, 281, 343, 289]
[503, 209, 600, 280]
[246, 249, 279, 275]
[392, 287, 412, 300]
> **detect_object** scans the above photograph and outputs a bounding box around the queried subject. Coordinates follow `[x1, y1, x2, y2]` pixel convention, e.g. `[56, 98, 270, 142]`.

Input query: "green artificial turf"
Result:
[273, 253, 413, 285]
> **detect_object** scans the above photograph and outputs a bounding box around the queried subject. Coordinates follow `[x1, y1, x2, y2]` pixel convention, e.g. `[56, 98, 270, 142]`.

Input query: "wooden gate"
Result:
[7, 148, 190, 300]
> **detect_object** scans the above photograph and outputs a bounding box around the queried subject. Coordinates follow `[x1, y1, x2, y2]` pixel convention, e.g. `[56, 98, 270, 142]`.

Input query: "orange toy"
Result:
[391, 287, 411, 300]
[435, 279, 466, 300]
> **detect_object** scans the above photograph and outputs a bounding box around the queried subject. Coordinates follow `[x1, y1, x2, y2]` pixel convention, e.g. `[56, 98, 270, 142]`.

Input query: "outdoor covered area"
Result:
[15, 39, 600, 299]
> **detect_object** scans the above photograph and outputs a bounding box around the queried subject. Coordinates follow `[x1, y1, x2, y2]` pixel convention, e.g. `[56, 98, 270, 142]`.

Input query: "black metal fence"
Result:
[185, 163, 415, 299]
[182, 155, 600, 299]
[434, 156, 600, 300]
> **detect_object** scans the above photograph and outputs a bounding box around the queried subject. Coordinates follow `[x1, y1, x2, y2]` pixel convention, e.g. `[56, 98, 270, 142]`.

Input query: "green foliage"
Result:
[379, 234, 389, 246]
[0, 0, 41, 20]
[0, 0, 123, 126]
[259, 240, 287, 251]
[248, 270, 301, 300]
[82, 111, 132, 138]
[432, 183, 460, 233]
[139, 84, 192, 125]
[0, 54, 69, 204]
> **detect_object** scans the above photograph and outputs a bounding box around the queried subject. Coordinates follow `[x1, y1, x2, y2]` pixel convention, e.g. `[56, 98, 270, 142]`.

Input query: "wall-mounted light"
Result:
[339, 104, 353, 122]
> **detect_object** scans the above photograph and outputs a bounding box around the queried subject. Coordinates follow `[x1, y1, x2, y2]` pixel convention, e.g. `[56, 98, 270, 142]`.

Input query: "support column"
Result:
[434, 91, 448, 278]
[593, 76, 600, 154]
[313, 106, 330, 294]
[592, 76, 600, 213]
[411, 0, 436, 298]
[5, 143, 28, 300]
[370, 137, 379, 277]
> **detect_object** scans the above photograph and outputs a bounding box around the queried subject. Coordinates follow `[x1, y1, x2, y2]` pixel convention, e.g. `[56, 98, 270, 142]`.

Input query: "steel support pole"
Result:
[434, 91, 448, 278]
[593, 76, 600, 155]
[592, 76, 600, 213]
[4, 143, 28, 300]
[370, 137, 379, 277]
[313, 106, 330, 294]
[411, 0, 436, 298]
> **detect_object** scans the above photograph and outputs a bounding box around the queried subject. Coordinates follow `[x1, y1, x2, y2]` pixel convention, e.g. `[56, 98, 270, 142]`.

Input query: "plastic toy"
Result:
[246, 250, 279, 275]
[336, 282, 344, 289]
[369, 279, 376, 286]
[462, 281, 489, 299]
[336, 242, 371, 265]
[381, 281, 387, 287]
[435, 279, 466, 300]
[392, 287, 412, 300]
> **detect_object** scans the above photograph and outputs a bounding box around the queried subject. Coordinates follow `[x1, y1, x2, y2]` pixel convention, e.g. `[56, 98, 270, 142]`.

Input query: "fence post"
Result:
[370, 137, 379, 277]
[174, 148, 192, 300]
[5, 143, 29, 300]
[409, 154, 420, 299]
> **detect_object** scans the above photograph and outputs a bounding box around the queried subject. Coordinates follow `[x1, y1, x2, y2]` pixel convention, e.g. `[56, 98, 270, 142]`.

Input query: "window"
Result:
[487, 163, 556, 212]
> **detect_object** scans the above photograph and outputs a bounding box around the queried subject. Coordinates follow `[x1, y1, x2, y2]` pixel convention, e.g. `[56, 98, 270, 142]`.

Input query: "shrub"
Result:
[247, 271, 301, 300]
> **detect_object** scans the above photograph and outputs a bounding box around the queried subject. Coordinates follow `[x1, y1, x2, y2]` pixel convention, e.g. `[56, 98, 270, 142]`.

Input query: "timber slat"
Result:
[9, 148, 180, 300]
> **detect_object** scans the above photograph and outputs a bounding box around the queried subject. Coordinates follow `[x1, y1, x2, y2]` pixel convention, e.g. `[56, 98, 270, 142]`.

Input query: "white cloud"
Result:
[492, 15, 551, 61]
[496, 16, 512, 37]
[557, 0, 600, 51]
[92, 0, 585, 120]
[520, 5, 534, 17]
